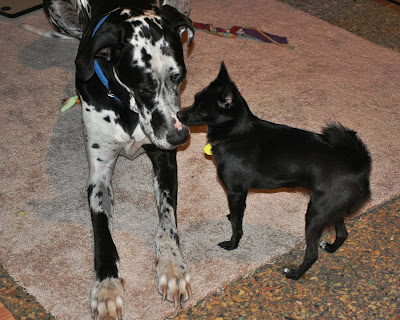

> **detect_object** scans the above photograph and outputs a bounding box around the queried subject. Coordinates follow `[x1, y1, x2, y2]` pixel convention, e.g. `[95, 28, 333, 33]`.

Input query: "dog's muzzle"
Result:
[167, 112, 189, 146]
[177, 107, 201, 126]
[167, 125, 189, 145]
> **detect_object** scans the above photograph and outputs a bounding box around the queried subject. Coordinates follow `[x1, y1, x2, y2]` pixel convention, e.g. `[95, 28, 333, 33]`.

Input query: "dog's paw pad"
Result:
[159, 272, 191, 309]
[91, 278, 125, 320]
[156, 255, 192, 309]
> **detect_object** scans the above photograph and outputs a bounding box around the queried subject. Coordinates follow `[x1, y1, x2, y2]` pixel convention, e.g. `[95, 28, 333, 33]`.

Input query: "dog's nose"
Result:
[176, 108, 189, 124]
[167, 126, 189, 146]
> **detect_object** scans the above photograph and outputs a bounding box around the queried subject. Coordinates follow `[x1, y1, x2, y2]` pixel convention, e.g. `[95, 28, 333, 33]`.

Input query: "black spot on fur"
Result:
[90, 211, 119, 280]
[86, 108, 90, 112]
[141, 47, 152, 68]
[145, 18, 163, 42]
[140, 25, 151, 39]
[174, 233, 180, 247]
[160, 42, 171, 56]
[104, 116, 110, 122]
[92, 143, 100, 149]
[96, 191, 103, 198]
[132, 20, 142, 27]
[97, 158, 103, 162]
[151, 110, 168, 138]
[87, 184, 94, 204]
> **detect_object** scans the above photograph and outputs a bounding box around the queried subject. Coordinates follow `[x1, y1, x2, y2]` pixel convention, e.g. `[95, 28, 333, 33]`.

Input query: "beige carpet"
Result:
[0, 1, 399, 319]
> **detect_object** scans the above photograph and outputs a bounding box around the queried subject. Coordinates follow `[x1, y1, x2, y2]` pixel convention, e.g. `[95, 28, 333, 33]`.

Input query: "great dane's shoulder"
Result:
[43, 0, 194, 318]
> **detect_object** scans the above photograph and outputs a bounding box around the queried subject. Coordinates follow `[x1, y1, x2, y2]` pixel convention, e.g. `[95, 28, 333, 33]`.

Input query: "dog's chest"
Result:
[82, 101, 150, 158]
[122, 123, 150, 159]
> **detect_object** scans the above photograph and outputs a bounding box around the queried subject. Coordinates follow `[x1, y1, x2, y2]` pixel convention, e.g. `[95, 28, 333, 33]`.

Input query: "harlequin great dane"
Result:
[42, 0, 194, 318]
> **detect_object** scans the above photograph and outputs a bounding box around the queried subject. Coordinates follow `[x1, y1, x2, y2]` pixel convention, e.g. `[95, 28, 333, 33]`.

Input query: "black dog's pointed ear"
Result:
[218, 86, 234, 109]
[217, 62, 231, 82]
[75, 19, 120, 82]
[160, 5, 195, 46]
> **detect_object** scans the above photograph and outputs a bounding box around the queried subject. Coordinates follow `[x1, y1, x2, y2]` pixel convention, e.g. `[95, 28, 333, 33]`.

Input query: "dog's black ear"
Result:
[216, 62, 234, 109]
[218, 86, 234, 109]
[160, 5, 194, 46]
[217, 62, 232, 83]
[75, 19, 121, 82]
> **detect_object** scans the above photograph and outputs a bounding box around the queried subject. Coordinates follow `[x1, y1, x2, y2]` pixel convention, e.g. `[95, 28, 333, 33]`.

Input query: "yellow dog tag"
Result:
[204, 143, 213, 156]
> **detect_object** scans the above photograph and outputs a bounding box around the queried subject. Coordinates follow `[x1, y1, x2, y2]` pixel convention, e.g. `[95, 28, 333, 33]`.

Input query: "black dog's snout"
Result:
[177, 107, 196, 125]
[176, 109, 187, 123]
[167, 126, 189, 146]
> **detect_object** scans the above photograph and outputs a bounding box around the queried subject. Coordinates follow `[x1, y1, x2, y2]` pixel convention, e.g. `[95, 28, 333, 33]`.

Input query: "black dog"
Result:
[177, 63, 371, 280]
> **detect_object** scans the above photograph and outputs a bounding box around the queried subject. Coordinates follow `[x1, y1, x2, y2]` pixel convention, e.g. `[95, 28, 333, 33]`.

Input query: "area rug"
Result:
[0, 0, 399, 319]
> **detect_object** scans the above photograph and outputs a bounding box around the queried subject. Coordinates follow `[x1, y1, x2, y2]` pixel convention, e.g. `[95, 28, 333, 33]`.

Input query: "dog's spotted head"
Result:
[75, 5, 194, 149]
[178, 62, 245, 127]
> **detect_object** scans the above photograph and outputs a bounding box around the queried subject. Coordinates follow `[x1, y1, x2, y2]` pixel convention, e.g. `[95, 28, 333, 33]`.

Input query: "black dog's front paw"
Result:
[218, 240, 238, 251]
[283, 267, 302, 280]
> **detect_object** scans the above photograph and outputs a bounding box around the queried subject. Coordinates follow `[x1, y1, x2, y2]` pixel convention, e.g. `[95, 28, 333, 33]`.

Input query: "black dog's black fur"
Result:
[177, 63, 371, 280]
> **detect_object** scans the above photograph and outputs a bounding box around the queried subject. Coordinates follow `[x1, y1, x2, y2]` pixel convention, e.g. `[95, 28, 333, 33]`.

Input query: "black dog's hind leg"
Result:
[144, 145, 191, 309]
[284, 200, 325, 280]
[320, 219, 348, 253]
[219, 192, 247, 250]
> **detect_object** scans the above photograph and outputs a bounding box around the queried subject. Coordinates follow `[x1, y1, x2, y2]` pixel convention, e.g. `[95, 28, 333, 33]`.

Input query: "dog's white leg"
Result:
[82, 104, 126, 319]
[144, 145, 191, 309]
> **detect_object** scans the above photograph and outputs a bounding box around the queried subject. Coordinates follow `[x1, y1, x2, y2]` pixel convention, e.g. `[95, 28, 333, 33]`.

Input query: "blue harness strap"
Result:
[92, 14, 122, 102]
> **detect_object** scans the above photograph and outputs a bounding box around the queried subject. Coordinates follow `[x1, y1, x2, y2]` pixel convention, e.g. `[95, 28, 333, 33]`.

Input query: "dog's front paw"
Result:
[156, 254, 192, 309]
[218, 240, 239, 251]
[218, 240, 238, 251]
[283, 267, 302, 280]
[91, 277, 126, 320]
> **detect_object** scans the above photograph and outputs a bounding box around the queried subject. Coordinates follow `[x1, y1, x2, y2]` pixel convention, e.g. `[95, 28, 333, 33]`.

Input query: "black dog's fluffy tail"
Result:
[322, 123, 372, 207]
[322, 123, 372, 175]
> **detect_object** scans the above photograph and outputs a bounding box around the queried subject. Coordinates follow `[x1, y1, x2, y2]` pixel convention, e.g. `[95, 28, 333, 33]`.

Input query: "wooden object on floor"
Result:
[0, 302, 16, 320]
[0, 0, 42, 18]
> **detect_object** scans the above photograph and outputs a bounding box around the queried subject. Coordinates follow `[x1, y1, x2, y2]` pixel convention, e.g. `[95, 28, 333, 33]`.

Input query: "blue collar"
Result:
[92, 14, 121, 102]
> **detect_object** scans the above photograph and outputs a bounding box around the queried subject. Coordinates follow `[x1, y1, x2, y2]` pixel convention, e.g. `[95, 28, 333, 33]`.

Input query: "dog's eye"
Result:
[137, 88, 149, 96]
[170, 73, 181, 83]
